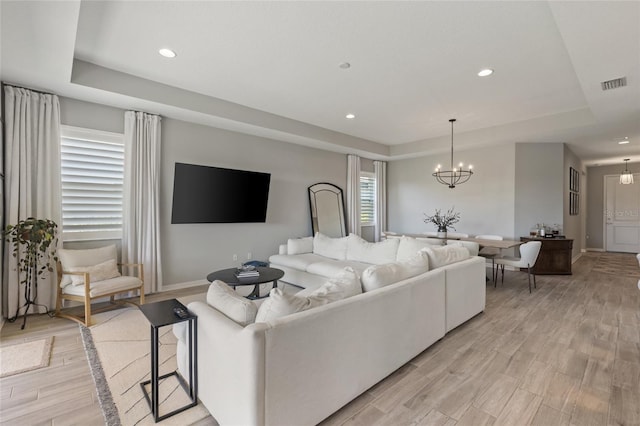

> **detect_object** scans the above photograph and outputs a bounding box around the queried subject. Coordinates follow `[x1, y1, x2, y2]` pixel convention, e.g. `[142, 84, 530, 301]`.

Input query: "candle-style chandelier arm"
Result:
[432, 118, 473, 188]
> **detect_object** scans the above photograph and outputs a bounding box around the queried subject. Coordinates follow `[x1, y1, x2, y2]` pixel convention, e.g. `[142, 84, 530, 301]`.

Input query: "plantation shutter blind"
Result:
[60, 127, 124, 240]
[360, 174, 376, 226]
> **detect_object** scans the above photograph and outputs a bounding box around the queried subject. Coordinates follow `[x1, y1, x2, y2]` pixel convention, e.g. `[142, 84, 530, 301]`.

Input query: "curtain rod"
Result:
[2, 82, 55, 96]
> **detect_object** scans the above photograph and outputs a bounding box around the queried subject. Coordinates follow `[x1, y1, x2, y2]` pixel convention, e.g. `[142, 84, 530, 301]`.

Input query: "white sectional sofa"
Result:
[175, 233, 485, 426]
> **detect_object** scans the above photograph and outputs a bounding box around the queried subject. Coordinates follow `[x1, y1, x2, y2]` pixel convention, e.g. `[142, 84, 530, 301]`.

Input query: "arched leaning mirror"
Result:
[308, 183, 347, 238]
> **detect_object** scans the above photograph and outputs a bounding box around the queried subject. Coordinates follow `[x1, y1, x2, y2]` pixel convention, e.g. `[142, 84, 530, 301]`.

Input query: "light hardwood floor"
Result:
[1, 252, 639, 426]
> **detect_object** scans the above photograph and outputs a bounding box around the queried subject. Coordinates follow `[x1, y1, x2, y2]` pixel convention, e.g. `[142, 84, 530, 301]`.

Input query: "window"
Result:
[360, 172, 376, 226]
[60, 126, 124, 241]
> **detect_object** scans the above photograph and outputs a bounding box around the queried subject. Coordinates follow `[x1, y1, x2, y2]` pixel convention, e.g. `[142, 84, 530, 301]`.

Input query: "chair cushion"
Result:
[346, 234, 399, 265]
[287, 237, 313, 255]
[58, 245, 118, 287]
[62, 276, 142, 298]
[206, 280, 257, 326]
[313, 232, 348, 260]
[66, 258, 121, 286]
[306, 260, 369, 278]
[268, 253, 327, 270]
[422, 245, 470, 269]
[361, 251, 430, 292]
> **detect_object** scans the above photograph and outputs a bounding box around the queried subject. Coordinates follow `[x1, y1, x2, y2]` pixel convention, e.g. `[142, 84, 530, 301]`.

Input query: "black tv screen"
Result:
[171, 162, 271, 224]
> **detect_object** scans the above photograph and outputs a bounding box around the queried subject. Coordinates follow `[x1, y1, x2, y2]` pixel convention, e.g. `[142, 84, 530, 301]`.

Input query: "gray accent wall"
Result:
[563, 145, 584, 258]
[586, 162, 640, 250]
[514, 143, 564, 239]
[388, 144, 516, 239]
[59, 97, 346, 287]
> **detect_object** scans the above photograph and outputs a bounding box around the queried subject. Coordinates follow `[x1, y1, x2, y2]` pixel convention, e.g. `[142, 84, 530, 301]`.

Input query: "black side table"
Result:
[139, 299, 198, 422]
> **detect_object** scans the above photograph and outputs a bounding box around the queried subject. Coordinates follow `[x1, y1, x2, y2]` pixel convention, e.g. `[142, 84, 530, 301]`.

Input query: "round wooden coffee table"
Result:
[206, 266, 284, 299]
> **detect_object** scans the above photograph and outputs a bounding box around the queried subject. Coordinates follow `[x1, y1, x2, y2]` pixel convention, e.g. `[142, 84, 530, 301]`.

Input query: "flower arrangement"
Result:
[423, 207, 460, 231]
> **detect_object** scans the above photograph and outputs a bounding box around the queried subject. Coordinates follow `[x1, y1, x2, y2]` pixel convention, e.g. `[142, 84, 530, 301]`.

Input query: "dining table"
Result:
[459, 237, 523, 283]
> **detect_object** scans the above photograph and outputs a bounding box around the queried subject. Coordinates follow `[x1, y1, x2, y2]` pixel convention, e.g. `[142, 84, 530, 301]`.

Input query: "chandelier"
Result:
[433, 119, 473, 188]
[620, 158, 634, 184]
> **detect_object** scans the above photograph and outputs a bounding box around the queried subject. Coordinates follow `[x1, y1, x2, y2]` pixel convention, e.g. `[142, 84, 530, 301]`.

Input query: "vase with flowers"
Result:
[423, 207, 460, 238]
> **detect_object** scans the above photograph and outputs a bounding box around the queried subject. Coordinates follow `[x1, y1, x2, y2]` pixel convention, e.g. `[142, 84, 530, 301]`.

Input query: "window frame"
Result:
[60, 125, 125, 242]
[360, 171, 376, 227]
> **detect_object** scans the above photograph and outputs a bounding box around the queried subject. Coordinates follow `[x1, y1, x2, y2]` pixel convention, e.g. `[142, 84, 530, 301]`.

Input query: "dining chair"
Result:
[495, 241, 542, 293]
[446, 232, 469, 238]
[475, 234, 503, 283]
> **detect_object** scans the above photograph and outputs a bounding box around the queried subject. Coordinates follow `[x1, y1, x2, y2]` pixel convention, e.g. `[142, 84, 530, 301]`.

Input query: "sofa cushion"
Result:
[58, 244, 118, 287]
[313, 232, 348, 260]
[61, 276, 142, 298]
[346, 234, 399, 265]
[422, 245, 470, 269]
[287, 237, 313, 255]
[67, 258, 122, 286]
[446, 240, 480, 257]
[206, 280, 258, 326]
[268, 253, 327, 271]
[396, 236, 442, 262]
[256, 267, 361, 322]
[361, 251, 430, 292]
[306, 260, 369, 279]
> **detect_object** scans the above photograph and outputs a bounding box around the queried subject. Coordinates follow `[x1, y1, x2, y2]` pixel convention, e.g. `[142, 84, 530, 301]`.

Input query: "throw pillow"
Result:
[58, 244, 119, 287]
[346, 234, 399, 265]
[313, 232, 348, 260]
[287, 236, 313, 255]
[207, 280, 258, 326]
[255, 288, 311, 322]
[361, 251, 430, 292]
[422, 245, 470, 269]
[396, 236, 442, 262]
[255, 267, 362, 322]
[68, 258, 122, 286]
[446, 240, 480, 256]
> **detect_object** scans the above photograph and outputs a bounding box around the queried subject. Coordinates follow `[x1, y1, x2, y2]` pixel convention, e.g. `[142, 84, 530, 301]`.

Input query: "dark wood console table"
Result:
[520, 237, 573, 275]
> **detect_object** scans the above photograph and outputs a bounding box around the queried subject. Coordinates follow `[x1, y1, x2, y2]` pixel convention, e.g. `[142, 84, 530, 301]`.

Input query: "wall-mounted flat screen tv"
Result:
[171, 162, 271, 224]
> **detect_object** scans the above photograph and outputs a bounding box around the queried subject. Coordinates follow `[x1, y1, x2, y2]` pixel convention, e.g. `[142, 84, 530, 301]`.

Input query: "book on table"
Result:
[235, 269, 259, 278]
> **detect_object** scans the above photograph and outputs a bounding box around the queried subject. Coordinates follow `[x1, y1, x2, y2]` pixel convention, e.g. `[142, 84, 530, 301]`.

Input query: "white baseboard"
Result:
[585, 248, 606, 252]
[161, 279, 209, 292]
[572, 252, 583, 264]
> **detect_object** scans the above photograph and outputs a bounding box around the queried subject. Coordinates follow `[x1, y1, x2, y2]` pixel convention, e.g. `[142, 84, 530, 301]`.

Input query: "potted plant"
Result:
[3, 217, 58, 329]
[424, 207, 460, 238]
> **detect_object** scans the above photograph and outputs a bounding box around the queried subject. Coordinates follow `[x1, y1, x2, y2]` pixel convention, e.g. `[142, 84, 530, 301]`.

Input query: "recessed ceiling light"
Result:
[345, 113, 355, 119]
[477, 69, 493, 77]
[158, 48, 177, 58]
[618, 137, 630, 145]
[339, 62, 351, 69]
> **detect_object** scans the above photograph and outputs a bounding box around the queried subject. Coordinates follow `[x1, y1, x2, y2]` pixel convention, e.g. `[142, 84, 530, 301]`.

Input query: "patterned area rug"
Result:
[591, 252, 640, 278]
[81, 293, 212, 426]
[0, 336, 53, 378]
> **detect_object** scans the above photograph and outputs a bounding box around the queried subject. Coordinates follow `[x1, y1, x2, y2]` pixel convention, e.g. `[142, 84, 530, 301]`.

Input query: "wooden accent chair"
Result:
[55, 244, 144, 326]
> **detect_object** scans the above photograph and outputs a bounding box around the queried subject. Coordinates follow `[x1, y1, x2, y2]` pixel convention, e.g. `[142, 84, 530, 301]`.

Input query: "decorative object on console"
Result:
[433, 119, 473, 188]
[3, 217, 59, 329]
[620, 158, 634, 184]
[424, 207, 460, 238]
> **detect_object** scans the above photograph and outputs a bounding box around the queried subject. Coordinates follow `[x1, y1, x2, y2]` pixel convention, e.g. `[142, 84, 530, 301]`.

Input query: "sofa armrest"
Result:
[279, 243, 287, 255]
[184, 301, 268, 426]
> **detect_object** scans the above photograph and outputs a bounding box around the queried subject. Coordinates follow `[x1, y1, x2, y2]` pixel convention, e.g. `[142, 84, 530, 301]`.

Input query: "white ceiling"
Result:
[1, 1, 639, 165]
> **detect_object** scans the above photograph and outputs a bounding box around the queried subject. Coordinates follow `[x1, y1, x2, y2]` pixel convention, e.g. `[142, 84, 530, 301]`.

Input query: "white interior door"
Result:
[605, 174, 640, 253]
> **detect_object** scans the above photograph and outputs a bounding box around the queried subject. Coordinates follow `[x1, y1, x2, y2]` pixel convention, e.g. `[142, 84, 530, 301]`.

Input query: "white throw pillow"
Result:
[446, 240, 480, 257]
[361, 251, 430, 292]
[255, 288, 311, 322]
[422, 245, 470, 269]
[58, 245, 119, 287]
[313, 232, 348, 260]
[68, 258, 121, 286]
[207, 280, 258, 326]
[308, 267, 362, 301]
[397, 236, 442, 262]
[346, 234, 399, 265]
[287, 236, 313, 255]
[255, 267, 362, 322]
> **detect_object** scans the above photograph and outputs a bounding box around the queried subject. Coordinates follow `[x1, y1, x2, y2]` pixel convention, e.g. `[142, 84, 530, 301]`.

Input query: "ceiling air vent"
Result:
[601, 77, 627, 91]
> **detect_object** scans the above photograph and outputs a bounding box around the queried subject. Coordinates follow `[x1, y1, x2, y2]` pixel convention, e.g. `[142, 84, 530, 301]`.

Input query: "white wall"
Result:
[388, 144, 516, 238]
[60, 97, 346, 288]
